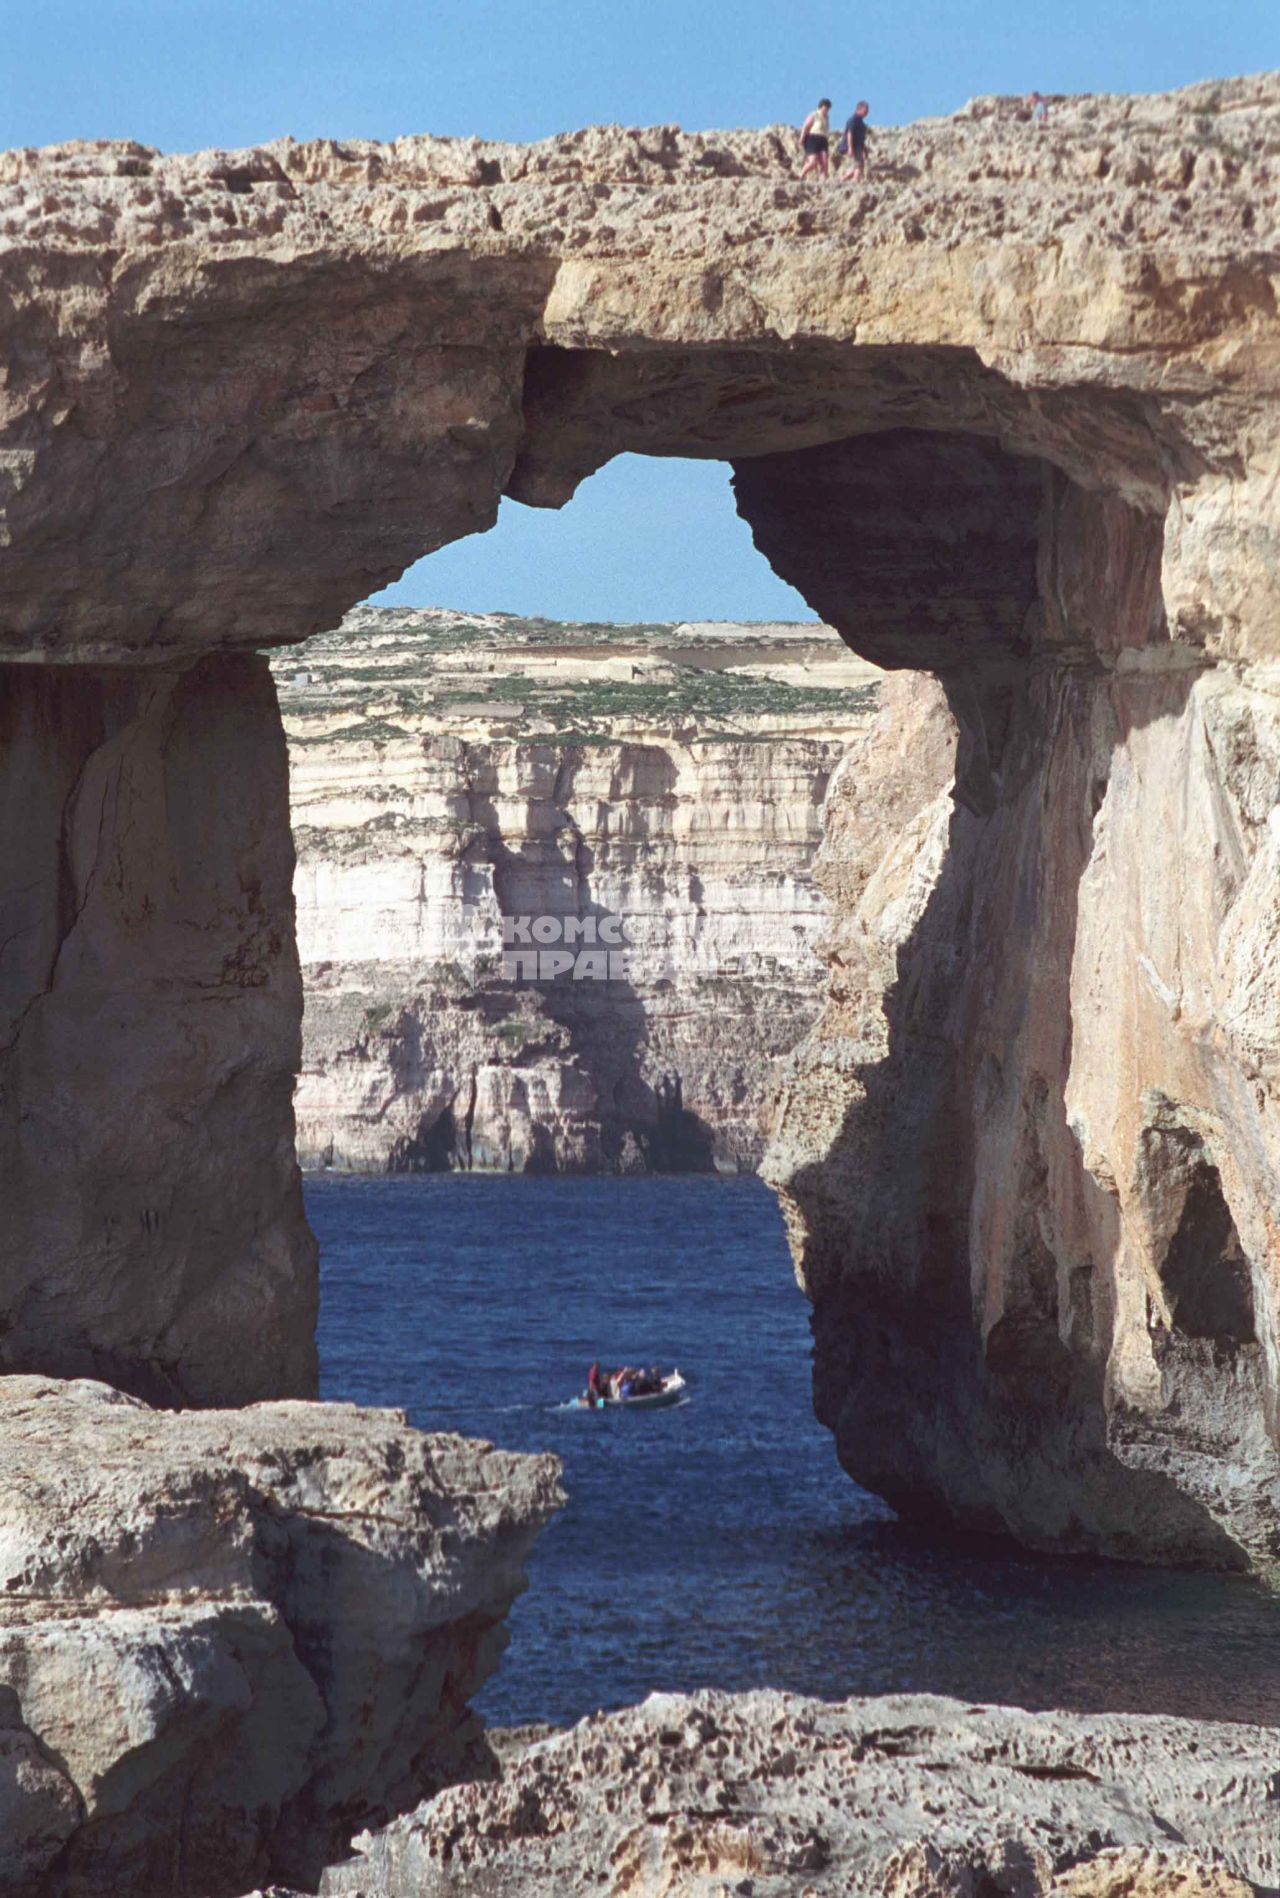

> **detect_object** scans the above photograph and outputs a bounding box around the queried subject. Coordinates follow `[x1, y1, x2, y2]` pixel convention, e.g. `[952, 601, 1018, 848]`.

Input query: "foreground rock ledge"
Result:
[317, 1688, 1280, 1896]
[0, 1377, 563, 1897]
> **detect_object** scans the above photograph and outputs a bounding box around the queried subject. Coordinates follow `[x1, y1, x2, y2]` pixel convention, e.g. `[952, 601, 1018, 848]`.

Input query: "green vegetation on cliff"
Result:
[272, 605, 880, 744]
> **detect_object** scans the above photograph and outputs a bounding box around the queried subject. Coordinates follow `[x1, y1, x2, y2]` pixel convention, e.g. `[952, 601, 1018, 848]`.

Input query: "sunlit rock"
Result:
[0, 1375, 562, 1895]
[278, 608, 879, 1174]
[317, 1689, 1280, 1896]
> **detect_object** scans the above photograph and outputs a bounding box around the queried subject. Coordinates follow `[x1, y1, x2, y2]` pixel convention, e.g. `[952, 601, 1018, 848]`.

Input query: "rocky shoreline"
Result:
[0, 1376, 562, 1895]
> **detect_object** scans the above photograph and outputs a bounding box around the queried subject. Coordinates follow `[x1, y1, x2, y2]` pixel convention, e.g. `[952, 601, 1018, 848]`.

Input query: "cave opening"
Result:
[1160, 1157, 1257, 1348]
[288, 403, 1080, 1192]
[302, 394, 1205, 1742]
[3, 306, 1163, 1414]
[302, 432, 940, 1732]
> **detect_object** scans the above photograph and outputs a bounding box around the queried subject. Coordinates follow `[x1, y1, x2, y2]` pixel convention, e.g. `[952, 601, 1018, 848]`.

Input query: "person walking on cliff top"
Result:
[1028, 90, 1050, 127]
[798, 99, 832, 179]
[840, 102, 871, 182]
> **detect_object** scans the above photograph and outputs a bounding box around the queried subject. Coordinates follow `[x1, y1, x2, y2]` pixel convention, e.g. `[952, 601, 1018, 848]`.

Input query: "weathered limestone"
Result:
[0, 77, 1277, 1549]
[2, 80, 1274, 668]
[0, 656, 316, 1405]
[318, 1689, 1280, 1896]
[0, 1686, 79, 1893]
[0, 1375, 562, 1896]
[758, 447, 1280, 1568]
[280, 609, 878, 1173]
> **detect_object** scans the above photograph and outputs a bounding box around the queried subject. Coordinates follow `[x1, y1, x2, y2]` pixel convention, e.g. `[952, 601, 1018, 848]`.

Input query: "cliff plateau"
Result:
[1, 77, 1278, 1573]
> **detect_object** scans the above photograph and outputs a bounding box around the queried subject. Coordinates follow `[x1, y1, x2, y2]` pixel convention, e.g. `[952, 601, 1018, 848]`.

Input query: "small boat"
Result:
[573, 1370, 686, 1412]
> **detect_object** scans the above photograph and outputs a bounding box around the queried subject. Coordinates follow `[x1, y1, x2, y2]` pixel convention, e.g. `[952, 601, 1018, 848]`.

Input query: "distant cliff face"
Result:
[278, 609, 879, 1173]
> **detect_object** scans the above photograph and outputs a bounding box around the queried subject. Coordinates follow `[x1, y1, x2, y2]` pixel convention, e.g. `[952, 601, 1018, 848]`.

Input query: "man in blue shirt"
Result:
[841, 101, 871, 182]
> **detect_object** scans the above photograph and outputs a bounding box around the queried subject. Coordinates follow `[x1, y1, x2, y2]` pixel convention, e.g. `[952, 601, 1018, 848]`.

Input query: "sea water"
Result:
[312, 1173, 1280, 1729]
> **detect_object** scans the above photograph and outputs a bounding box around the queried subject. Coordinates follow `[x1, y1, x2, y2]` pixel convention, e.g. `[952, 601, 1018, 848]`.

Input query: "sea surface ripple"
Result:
[312, 1174, 1280, 1728]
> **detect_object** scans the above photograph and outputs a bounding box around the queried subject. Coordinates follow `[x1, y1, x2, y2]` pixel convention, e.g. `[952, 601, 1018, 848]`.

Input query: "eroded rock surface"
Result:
[280, 608, 878, 1173]
[0, 1376, 562, 1896]
[1, 77, 1275, 666]
[318, 1689, 1280, 1896]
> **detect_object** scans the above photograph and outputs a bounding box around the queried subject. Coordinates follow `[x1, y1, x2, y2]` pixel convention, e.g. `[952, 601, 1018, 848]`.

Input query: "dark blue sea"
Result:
[312, 1174, 1280, 1729]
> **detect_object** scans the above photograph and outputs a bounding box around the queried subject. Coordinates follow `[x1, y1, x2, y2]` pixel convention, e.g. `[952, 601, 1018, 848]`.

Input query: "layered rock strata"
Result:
[0, 1375, 562, 1896]
[279, 608, 878, 1173]
[0, 76, 1277, 1555]
[319, 1689, 1280, 1896]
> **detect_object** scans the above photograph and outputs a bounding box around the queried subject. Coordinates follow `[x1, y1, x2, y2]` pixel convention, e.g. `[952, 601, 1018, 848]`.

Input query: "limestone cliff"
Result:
[755, 443, 1280, 1571]
[277, 608, 878, 1173]
[0, 75, 1277, 1568]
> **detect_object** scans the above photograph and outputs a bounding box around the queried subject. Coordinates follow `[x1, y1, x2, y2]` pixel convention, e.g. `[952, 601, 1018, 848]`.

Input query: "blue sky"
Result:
[6, 0, 1275, 622]
[399, 460, 805, 624]
[7, 0, 1273, 153]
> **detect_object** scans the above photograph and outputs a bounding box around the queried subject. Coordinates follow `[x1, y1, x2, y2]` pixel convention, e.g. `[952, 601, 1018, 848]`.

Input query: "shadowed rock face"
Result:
[0, 656, 316, 1405]
[744, 425, 1280, 1567]
[0, 78, 1278, 1561]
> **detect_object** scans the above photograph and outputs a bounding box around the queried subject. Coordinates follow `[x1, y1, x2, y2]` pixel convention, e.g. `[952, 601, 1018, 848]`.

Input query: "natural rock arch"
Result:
[0, 81, 1277, 1562]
